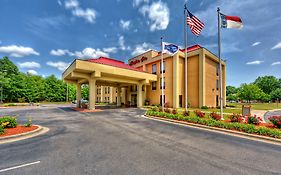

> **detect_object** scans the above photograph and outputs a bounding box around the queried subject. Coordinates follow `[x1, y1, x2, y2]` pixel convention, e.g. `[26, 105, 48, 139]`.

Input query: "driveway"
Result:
[0, 105, 281, 175]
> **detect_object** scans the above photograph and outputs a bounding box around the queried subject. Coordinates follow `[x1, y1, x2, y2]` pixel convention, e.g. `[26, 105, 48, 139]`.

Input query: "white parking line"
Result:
[0, 161, 40, 173]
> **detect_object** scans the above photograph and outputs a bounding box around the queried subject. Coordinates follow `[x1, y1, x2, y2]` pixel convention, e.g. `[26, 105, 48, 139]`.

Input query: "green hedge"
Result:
[0, 125, 4, 134]
[146, 110, 281, 139]
[0, 116, 18, 128]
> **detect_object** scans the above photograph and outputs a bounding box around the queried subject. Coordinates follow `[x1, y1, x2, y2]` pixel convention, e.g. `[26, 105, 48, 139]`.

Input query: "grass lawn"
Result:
[228, 102, 281, 111]
[0, 101, 72, 107]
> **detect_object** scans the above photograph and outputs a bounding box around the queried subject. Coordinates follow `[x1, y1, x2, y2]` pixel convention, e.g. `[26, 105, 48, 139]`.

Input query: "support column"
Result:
[173, 54, 179, 109]
[137, 84, 143, 107]
[199, 49, 206, 107]
[109, 87, 114, 103]
[100, 86, 104, 102]
[88, 79, 96, 110]
[76, 83, 81, 108]
[117, 86, 121, 107]
[121, 88, 126, 104]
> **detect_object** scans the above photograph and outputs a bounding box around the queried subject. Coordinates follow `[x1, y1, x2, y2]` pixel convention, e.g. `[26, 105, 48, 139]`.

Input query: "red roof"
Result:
[180, 44, 201, 52]
[86, 57, 145, 72]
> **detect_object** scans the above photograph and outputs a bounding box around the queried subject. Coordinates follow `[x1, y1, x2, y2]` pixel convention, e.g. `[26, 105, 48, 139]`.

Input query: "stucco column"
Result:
[199, 50, 206, 107]
[137, 84, 143, 107]
[117, 86, 121, 107]
[88, 79, 96, 110]
[121, 88, 126, 104]
[76, 83, 82, 108]
[100, 86, 104, 102]
[109, 87, 114, 103]
[173, 54, 179, 109]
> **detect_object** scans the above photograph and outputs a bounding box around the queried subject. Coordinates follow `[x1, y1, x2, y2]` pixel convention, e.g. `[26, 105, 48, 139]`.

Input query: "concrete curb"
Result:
[143, 115, 281, 146]
[0, 125, 49, 144]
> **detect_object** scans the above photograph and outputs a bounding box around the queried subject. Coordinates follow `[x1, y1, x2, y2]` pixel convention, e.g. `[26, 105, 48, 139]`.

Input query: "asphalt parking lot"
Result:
[1, 105, 281, 175]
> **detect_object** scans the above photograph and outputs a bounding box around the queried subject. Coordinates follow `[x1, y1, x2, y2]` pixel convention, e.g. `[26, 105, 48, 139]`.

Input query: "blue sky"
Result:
[0, 0, 281, 87]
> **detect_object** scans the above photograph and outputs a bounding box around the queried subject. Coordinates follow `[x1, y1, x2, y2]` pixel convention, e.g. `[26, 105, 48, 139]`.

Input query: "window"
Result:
[216, 64, 219, 76]
[105, 87, 107, 94]
[152, 64, 157, 74]
[160, 95, 165, 106]
[152, 81, 156, 90]
[160, 77, 165, 89]
[160, 61, 165, 73]
[216, 79, 219, 91]
[108, 87, 110, 93]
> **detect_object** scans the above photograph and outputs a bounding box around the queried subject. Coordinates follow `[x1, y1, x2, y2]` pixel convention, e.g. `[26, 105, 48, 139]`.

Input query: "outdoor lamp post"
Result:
[0, 70, 7, 104]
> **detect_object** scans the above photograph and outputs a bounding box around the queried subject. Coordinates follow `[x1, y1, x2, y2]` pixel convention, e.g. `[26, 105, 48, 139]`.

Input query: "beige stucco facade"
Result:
[62, 46, 226, 110]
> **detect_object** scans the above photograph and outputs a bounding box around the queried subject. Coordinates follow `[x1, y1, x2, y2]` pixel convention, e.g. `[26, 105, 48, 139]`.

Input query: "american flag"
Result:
[186, 10, 204, 36]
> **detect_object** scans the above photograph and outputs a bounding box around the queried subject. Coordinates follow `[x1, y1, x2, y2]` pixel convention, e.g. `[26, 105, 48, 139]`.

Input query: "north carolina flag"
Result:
[221, 14, 243, 29]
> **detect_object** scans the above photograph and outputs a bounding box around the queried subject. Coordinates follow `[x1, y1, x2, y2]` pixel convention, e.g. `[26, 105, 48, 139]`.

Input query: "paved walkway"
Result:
[264, 110, 281, 122]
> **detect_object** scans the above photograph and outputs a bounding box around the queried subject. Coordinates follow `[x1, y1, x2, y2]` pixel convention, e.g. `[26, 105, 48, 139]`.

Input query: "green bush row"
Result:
[0, 126, 4, 134]
[146, 110, 281, 139]
[0, 116, 18, 128]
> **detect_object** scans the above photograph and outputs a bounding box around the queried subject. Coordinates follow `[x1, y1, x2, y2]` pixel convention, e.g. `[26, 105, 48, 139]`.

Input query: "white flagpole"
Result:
[217, 7, 224, 119]
[184, 4, 188, 111]
[161, 37, 164, 112]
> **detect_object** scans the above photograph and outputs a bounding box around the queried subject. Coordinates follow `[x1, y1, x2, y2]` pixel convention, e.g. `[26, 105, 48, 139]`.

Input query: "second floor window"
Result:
[216, 79, 219, 91]
[152, 64, 157, 74]
[216, 64, 219, 76]
[160, 77, 165, 89]
[160, 61, 165, 73]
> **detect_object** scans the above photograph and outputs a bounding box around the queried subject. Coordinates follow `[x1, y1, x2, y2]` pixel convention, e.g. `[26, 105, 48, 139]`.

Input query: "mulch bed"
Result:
[0, 125, 38, 137]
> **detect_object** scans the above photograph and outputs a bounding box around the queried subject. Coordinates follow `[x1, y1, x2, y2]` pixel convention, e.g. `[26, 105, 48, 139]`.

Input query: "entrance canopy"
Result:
[62, 57, 157, 110]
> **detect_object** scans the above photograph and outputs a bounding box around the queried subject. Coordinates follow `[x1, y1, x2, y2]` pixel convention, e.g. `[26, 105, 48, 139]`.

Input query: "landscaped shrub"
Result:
[0, 116, 18, 128]
[201, 106, 208, 109]
[268, 116, 281, 129]
[0, 125, 4, 134]
[164, 108, 171, 114]
[183, 110, 190, 117]
[145, 109, 281, 139]
[172, 109, 177, 114]
[229, 113, 244, 123]
[246, 115, 262, 125]
[209, 112, 221, 121]
[164, 102, 170, 108]
[194, 110, 205, 118]
[151, 107, 158, 112]
[24, 117, 32, 127]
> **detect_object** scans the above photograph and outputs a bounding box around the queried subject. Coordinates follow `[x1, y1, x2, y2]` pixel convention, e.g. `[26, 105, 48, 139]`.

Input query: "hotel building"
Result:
[63, 45, 226, 110]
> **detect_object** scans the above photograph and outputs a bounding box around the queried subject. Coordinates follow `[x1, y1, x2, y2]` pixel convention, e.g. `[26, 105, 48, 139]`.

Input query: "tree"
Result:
[44, 75, 66, 102]
[81, 85, 89, 100]
[254, 76, 280, 95]
[226, 86, 238, 96]
[270, 88, 281, 101]
[237, 83, 264, 103]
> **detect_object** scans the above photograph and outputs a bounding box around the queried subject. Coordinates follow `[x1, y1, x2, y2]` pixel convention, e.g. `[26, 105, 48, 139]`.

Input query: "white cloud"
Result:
[18, 61, 41, 69]
[140, 1, 169, 31]
[246, 60, 264, 65]
[47, 61, 70, 71]
[133, 0, 149, 7]
[118, 36, 130, 51]
[57, 0, 62, 6]
[272, 61, 281, 66]
[103, 47, 117, 53]
[252, 42, 261, 47]
[0, 45, 39, 57]
[132, 42, 153, 56]
[27, 70, 38, 75]
[74, 48, 109, 59]
[50, 47, 109, 59]
[120, 20, 131, 30]
[50, 49, 73, 56]
[63, 0, 96, 23]
[272, 42, 281, 50]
